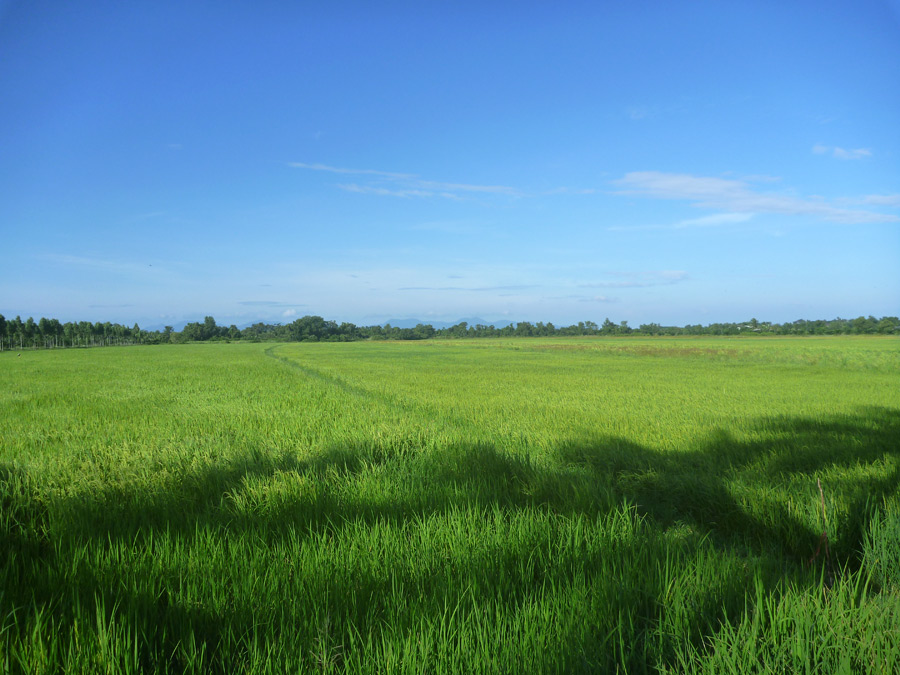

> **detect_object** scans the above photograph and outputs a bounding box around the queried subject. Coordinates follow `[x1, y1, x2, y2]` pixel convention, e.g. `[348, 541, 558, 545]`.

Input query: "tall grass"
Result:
[1, 337, 898, 672]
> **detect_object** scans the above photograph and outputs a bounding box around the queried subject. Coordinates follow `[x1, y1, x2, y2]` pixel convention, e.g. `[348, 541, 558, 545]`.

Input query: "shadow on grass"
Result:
[2, 406, 898, 672]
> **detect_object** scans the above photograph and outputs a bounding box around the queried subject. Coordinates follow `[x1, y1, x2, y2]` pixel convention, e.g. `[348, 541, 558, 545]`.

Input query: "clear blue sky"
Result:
[2, 1, 898, 329]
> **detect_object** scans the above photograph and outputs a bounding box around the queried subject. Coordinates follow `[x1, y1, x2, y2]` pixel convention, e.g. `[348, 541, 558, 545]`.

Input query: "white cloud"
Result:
[543, 187, 598, 195]
[615, 172, 747, 201]
[612, 171, 898, 224]
[338, 184, 438, 199]
[237, 301, 301, 308]
[674, 213, 754, 228]
[579, 270, 689, 289]
[833, 147, 872, 160]
[860, 194, 900, 207]
[812, 145, 872, 160]
[288, 162, 414, 180]
[657, 270, 688, 281]
[397, 284, 535, 292]
[626, 105, 652, 120]
[414, 179, 519, 196]
[291, 161, 520, 200]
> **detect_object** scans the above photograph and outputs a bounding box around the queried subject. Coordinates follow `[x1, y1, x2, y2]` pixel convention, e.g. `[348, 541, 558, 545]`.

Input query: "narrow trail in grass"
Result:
[264, 343, 489, 443]
[264, 344, 371, 399]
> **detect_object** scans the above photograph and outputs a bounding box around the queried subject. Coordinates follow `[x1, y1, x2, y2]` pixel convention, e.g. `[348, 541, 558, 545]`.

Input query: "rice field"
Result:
[1, 336, 898, 673]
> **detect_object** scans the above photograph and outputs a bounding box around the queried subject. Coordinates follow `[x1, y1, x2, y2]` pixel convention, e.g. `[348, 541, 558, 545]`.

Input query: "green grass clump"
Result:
[1, 336, 898, 673]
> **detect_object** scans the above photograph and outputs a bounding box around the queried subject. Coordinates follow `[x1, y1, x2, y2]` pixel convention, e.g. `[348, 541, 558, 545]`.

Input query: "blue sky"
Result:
[1, 1, 898, 329]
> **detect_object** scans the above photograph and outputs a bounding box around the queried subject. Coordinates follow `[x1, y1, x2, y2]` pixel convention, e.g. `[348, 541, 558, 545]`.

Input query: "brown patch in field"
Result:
[527, 343, 745, 359]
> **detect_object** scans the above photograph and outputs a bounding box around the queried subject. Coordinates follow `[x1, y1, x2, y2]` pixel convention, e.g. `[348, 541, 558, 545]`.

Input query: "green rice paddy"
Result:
[1, 337, 898, 673]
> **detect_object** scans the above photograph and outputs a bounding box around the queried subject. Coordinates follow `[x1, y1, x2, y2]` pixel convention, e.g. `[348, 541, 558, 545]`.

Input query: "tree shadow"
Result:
[2, 406, 899, 672]
[557, 430, 816, 560]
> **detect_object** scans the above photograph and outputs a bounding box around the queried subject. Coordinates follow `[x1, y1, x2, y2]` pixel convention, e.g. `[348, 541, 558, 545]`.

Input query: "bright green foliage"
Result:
[1, 337, 898, 673]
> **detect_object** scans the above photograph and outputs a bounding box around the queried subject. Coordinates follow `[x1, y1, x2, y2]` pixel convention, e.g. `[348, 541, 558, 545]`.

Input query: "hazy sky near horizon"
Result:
[2, 1, 899, 328]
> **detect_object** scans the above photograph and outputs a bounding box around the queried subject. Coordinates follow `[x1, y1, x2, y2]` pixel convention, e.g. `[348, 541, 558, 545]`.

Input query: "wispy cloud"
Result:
[416, 179, 519, 195]
[543, 186, 598, 196]
[237, 300, 305, 308]
[579, 270, 689, 289]
[626, 105, 653, 120]
[290, 161, 521, 199]
[547, 293, 617, 303]
[833, 147, 871, 160]
[675, 213, 753, 228]
[860, 194, 900, 207]
[338, 184, 440, 199]
[612, 171, 898, 224]
[288, 162, 414, 180]
[813, 144, 872, 160]
[398, 284, 536, 292]
[735, 174, 781, 184]
[609, 212, 754, 231]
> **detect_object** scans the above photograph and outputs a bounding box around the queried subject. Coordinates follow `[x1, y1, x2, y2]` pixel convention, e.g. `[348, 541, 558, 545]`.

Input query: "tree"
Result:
[38, 317, 51, 340]
[290, 315, 328, 341]
[23, 317, 37, 347]
[181, 322, 203, 341]
[876, 317, 899, 334]
[413, 323, 435, 340]
[9, 316, 23, 349]
[449, 322, 469, 338]
[203, 316, 218, 340]
[850, 316, 877, 335]
[49, 318, 62, 343]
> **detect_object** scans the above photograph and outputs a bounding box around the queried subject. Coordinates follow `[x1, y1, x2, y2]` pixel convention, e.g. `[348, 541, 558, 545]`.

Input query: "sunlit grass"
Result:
[1, 337, 898, 672]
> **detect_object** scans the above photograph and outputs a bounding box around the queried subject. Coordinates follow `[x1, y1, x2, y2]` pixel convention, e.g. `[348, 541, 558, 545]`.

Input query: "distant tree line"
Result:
[0, 315, 149, 350]
[1, 313, 897, 351]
